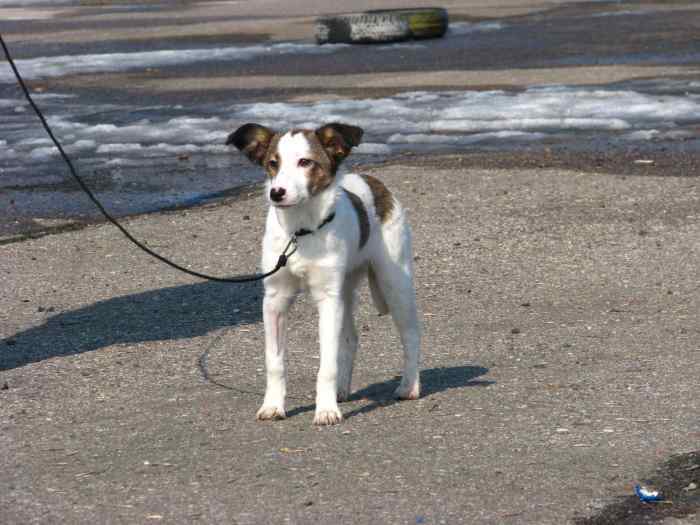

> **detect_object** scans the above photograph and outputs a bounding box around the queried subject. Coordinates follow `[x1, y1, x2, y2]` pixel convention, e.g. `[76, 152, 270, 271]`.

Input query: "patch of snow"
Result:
[17, 137, 54, 146]
[46, 115, 228, 145]
[0, 139, 18, 159]
[448, 22, 505, 36]
[377, 43, 426, 51]
[96, 143, 143, 154]
[388, 131, 547, 145]
[355, 142, 393, 154]
[5, 84, 700, 171]
[0, 94, 72, 106]
[591, 10, 651, 17]
[0, 0, 74, 4]
[29, 146, 58, 160]
[623, 129, 695, 141]
[71, 139, 97, 151]
[232, 87, 700, 137]
[0, 9, 55, 19]
[103, 158, 142, 167]
[97, 142, 230, 155]
[0, 43, 348, 83]
[0, 98, 22, 108]
[27, 139, 96, 159]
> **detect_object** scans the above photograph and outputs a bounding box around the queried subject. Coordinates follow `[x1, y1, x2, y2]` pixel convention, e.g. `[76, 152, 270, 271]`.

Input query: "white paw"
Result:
[394, 380, 420, 400]
[256, 405, 286, 421]
[313, 407, 343, 426]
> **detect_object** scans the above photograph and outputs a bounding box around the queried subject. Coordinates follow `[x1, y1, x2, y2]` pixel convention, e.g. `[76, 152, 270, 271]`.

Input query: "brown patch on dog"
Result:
[315, 123, 363, 174]
[300, 124, 363, 195]
[297, 130, 335, 195]
[362, 175, 395, 223]
[226, 123, 275, 166]
[307, 161, 335, 195]
[343, 189, 370, 249]
[262, 133, 282, 178]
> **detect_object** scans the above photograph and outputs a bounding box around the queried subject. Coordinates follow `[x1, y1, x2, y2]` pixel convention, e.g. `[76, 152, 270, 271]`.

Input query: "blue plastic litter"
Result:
[635, 484, 664, 502]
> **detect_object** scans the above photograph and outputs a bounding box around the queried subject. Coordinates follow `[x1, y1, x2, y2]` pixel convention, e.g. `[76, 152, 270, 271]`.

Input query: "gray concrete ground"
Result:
[2, 162, 699, 523]
[1, 0, 700, 523]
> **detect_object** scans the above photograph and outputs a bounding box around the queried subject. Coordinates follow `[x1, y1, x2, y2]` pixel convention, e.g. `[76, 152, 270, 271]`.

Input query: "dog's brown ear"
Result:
[315, 123, 363, 162]
[226, 123, 275, 165]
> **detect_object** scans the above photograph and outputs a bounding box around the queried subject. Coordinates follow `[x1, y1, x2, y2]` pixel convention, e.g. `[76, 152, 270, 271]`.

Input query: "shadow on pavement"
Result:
[285, 366, 494, 420]
[1, 281, 262, 371]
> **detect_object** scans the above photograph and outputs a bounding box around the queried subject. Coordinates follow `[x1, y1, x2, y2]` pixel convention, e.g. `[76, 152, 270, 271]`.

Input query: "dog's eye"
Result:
[268, 159, 278, 169]
[298, 158, 313, 168]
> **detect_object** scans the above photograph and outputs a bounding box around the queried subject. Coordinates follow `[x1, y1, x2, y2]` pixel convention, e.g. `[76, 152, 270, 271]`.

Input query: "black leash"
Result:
[1, 33, 296, 284]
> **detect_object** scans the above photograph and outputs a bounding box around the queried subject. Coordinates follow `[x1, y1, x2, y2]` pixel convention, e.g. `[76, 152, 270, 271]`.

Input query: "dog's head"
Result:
[227, 123, 363, 208]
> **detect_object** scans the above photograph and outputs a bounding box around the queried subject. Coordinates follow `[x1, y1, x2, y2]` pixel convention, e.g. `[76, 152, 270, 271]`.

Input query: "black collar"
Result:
[294, 212, 336, 238]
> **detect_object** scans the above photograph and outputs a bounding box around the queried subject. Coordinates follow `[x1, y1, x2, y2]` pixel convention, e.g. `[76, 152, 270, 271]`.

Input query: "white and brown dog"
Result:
[227, 122, 421, 425]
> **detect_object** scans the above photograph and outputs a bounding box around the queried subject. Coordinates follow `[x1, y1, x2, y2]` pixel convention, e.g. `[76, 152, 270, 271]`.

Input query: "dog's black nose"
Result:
[270, 187, 286, 202]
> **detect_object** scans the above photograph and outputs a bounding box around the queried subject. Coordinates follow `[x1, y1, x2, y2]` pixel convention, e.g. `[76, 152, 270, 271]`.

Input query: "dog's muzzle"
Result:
[270, 187, 286, 203]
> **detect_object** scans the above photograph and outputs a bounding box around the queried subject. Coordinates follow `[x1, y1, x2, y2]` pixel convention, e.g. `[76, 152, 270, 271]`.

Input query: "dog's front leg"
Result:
[314, 293, 344, 425]
[257, 289, 294, 421]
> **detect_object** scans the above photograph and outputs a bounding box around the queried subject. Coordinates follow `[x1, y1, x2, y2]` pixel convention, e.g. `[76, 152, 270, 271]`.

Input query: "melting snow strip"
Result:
[0, 43, 348, 83]
[2, 86, 700, 166]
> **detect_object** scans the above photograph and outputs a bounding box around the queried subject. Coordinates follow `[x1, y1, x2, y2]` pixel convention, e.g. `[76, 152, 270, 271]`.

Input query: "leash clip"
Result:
[276, 235, 298, 269]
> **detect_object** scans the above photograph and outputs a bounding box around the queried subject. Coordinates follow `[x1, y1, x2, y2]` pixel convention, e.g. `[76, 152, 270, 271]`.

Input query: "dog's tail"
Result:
[368, 264, 390, 315]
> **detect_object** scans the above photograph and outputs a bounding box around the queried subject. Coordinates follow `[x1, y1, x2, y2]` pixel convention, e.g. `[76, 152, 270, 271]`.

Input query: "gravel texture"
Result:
[2, 162, 698, 523]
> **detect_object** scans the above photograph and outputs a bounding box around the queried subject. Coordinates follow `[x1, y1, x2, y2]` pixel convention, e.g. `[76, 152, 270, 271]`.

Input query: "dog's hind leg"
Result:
[367, 265, 389, 315]
[337, 271, 362, 402]
[371, 217, 421, 400]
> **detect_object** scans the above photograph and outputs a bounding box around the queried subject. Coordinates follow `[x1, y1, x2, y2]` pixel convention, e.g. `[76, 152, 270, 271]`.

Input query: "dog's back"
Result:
[340, 172, 410, 315]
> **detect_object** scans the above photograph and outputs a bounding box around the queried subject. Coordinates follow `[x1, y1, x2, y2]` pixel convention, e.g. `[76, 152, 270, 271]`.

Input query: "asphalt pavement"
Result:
[1, 1, 699, 523]
[2, 161, 699, 523]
